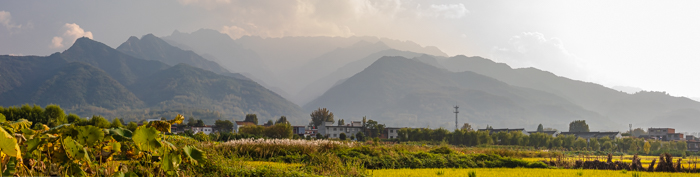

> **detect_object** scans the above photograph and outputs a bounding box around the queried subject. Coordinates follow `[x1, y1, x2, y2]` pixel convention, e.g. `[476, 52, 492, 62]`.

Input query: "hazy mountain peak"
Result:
[611, 86, 643, 94]
[116, 33, 230, 74]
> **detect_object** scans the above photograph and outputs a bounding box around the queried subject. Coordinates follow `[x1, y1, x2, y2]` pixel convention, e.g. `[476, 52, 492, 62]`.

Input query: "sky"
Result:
[2, 0, 700, 99]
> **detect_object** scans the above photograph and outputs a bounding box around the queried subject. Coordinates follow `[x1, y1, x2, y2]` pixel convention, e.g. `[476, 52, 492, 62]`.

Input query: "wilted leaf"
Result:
[7, 119, 32, 132]
[148, 121, 172, 133]
[112, 171, 139, 177]
[63, 136, 90, 162]
[0, 127, 21, 159]
[75, 125, 104, 147]
[167, 114, 185, 125]
[132, 126, 161, 152]
[182, 146, 206, 164]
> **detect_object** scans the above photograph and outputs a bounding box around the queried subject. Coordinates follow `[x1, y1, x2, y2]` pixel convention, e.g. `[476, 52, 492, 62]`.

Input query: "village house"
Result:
[558, 131, 622, 140]
[477, 128, 527, 135]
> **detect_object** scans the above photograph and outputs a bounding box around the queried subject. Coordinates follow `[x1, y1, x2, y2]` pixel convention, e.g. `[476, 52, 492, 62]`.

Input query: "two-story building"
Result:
[641, 128, 684, 141]
[318, 121, 364, 139]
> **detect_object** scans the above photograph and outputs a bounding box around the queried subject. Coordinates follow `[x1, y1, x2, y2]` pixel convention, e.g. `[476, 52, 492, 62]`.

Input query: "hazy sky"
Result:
[2, 0, 700, 99]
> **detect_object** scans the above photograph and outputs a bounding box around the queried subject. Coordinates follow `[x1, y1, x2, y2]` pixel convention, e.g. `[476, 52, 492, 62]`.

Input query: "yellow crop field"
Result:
[370, 168, 698, 177]
[522, 157, 700, 169]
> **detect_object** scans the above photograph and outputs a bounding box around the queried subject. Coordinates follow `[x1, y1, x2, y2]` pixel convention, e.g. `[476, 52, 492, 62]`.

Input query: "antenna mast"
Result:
[454, 105, 459, 131]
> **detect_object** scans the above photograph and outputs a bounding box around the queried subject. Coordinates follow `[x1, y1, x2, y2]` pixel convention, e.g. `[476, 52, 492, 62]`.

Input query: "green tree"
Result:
[537, 124, 544, 132]
[275, 116, 289, 125]
[214, 119, 234, 133]
[461, 123, 473, 131]
[568, 120, 590, 132]
[310, 108, 334, 127]
[244, 114, 258, 125]
[365, 120, 380, 137]
[574, 138, 588, 150]
[264, 123, 293, 138]
[589, 138, 600, 151]
[338, 119, 345, 126]
[127, 121, 138, 131]
[265, 120, 274, 126]
[195, 120, 205, 127]
[187, 117, 197, 127]
[602, 141, 614, 151]
[240, 125, 265, 136]
[339, 133, 347, 140]
[650, 140, 661, 151]
[67, 113, 81, 124]
[111, 118, 124, 128]
[90, 115, 111, 129]
[316, 133, 324, 139]
[355, 132, 365, 141]
[44, 104, 66, 126]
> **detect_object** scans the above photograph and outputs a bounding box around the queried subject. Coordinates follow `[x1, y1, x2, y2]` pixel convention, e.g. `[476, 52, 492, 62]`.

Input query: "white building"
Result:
[318, 121, 363, 139]
[191, 126, 213, 135]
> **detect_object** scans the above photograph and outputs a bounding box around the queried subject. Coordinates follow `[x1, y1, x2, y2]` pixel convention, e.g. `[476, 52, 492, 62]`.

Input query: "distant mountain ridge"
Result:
[0, 37, 305, 124]
[437, 55, 700, 131]
[305, 56, 616, 130]
[117, 34, 230, 74]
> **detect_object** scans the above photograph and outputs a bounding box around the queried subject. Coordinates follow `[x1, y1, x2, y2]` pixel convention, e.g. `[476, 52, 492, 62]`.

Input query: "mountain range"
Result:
[0, 36, 304, 124]
[1, 29, 699, 132]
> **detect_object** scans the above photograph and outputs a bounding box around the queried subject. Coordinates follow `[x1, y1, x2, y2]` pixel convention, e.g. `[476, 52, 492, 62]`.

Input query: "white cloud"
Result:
[417, 4, 468, 19]
[491, 32, 587, 80]
[0, 11, 29, 32]
[49, 23, 93, 49]
[50, 36, 64, 48]
[180, 0, 466, 39]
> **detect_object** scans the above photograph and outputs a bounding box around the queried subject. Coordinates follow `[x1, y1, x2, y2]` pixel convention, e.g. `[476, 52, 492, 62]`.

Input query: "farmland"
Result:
[371, 168, 698, 177]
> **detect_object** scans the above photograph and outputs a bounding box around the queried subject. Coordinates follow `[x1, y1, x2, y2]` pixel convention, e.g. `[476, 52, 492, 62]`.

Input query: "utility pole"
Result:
[454, 105, 459, 131]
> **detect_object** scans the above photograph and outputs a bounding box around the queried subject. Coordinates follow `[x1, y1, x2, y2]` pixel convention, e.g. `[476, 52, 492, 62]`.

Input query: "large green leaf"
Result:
[0, 127, 20, 158]
[109, 127, 133, 142]
[132, 126, 161, 152]
[75, 125, 104, 147]
[21, 128, 36, 139]
[182, 146, 206, 164]
[25, 138, 45, 153]
[0, 113, 5, 123]
[47, 124, 76, 135]
[161, 150, 182, 172]
[63, 136, 90, 162]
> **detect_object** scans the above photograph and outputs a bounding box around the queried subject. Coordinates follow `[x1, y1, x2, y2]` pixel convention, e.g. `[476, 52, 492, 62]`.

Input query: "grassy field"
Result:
[370, 168, 699, 177]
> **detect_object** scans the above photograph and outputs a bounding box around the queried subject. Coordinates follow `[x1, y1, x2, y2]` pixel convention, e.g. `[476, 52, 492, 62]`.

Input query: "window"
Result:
[333, 134, 337, 137]
[390, 136, 393, 139]
[390, 130, 393, 133]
